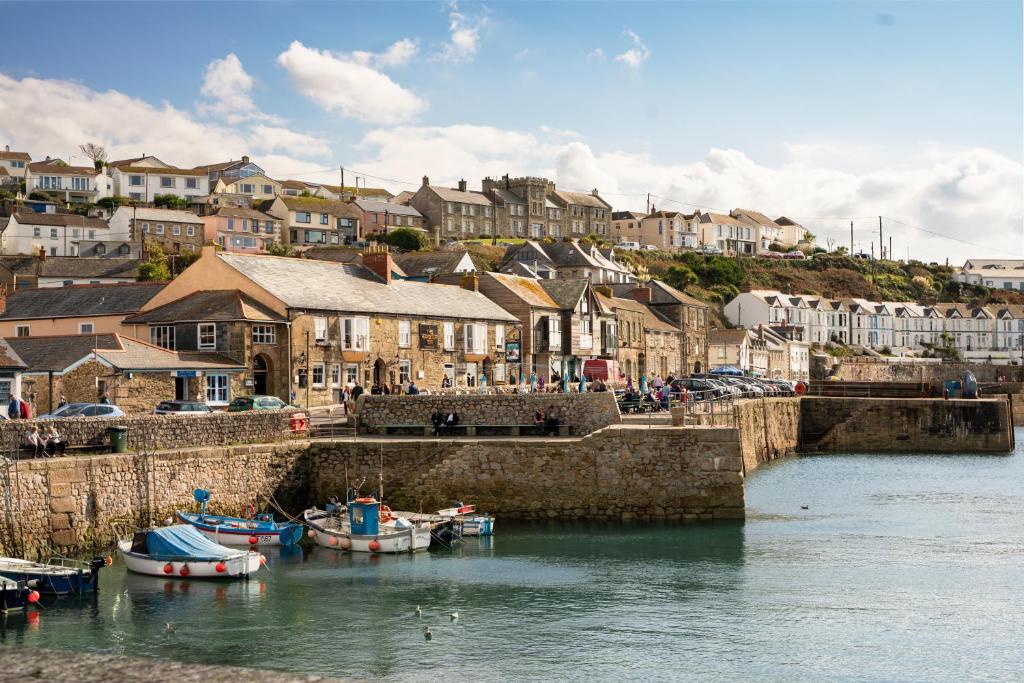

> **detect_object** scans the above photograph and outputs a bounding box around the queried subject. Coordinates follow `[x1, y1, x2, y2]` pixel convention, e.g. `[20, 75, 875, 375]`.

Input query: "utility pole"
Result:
[646, 193, 650, 214]
[889, 236, 893, 263]
[340, 166, 345, 198]
[878, 216, 883, 260]
[850, 220, 854, 255]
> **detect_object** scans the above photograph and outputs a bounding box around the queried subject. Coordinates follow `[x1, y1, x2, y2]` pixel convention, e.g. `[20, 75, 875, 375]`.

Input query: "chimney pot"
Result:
[241, 155, 250, 164]
[633, 286, 652, 303]
[422, 175, 430, 187]
[3, 145, 8, 152]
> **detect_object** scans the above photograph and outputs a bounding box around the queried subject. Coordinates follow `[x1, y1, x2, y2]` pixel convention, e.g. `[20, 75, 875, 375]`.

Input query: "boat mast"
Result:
[379, 443, 384, 503]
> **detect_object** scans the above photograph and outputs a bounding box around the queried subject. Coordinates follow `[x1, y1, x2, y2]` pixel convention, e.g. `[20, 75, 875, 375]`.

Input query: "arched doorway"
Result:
[373, 358, 387, 389]
[253, 355, 270, 395]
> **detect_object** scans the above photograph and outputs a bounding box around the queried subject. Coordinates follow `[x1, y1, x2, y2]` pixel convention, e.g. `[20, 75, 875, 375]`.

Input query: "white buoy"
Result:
[450, 611, 459, 621]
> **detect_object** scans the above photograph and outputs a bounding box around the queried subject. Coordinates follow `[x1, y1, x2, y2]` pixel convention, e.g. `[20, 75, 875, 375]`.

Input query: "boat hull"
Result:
[462, 516, 495, 536]
[0, 579, 30, 613]
[117, 540, 261, 579]
[175, 511, 302, 546]
[304, 510, 431, 553]
[0, 558, 101, 595]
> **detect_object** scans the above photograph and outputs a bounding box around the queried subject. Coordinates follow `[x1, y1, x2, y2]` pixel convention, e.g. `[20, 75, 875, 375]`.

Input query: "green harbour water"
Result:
[4, 431, 1024, 681]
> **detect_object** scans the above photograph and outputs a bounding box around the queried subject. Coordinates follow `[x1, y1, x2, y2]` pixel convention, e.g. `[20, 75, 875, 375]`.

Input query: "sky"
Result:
[0, 0, 1021, 262]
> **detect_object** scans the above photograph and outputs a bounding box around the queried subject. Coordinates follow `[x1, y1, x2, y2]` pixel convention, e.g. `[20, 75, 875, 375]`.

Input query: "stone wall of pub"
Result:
[355, 391, 621, 435]
[799, 397, 1013, 453]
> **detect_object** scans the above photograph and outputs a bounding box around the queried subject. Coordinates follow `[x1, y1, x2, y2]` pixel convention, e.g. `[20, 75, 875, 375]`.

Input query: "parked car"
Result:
[696, 245, 723, 255]
[38, 403, 125, 419]
[227, 395, 292, 412]
[616, 241, 641, 251]
[153, 400, 213, 415]
[641, 244, 660, 251]
[782, 251, 806, 260]
[670, 378, 727, 400]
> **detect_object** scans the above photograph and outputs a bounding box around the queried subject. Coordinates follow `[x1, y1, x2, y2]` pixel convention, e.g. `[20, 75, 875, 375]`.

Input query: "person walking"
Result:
[7, 395, 20, 420]
[351, 382, 364, 401]
[639, 373, 649, 394]
[578, 374, 587, 393]
[653, 374, 664, 391]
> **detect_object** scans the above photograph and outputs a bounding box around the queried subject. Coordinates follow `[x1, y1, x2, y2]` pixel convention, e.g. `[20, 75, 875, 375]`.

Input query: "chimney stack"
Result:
[458, 179, 467, 192]
[632, 286, 652, 303]
[460, 271, 479, 292]
[362, 243, 393, 285]
[0, 286, 7, 315]
[422, 175, 430, 188]
[3, 145, 8, 153]
[241, 155, 250, 164]
[38, 246, 46, 261]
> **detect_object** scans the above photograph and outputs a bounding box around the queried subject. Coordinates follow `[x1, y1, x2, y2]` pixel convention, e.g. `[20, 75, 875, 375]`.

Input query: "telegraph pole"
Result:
[889, 236, 893, 263]
[850, 220, 854, 255]
[878, 216, 883, 260]
[340, 166, 345, 197]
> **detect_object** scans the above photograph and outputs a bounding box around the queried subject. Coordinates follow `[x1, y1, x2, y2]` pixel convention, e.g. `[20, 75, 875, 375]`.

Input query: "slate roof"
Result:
[775, 216, 801, 226]
[353, 199, 423, 218]
[705, 212, 750, 227]
[0, 282, 164, 320]
[113, 207, 202, 223]
[217, 253, 518, 322]
[211, 206, 279, 222]
[482, 272, 559, 309]
[553, 190, 611, 209]
[0, 339, 26, 369]
[11, 212, 109, 229]
[116, 165, 206, 177]
[193, 159, 243, 172]
[610, 280, 706, 308]
[5, 334, 122, 373]
[318, 184, 393, 199]
[709, 328, 751, 345]
[96, 337, 244, 372]
[26, 163, 99, 176]
[491, 189, 526, 204]
[538, 279, 589, 310]
[277, 196, 362, 218]
[427, 186, 493, 206]
[0, 151, 31, 161]
[125, 290, 283, 324]
[392, 251, 472, 279]
[732, 209, 780, 226]
[0, 256, 143, 280]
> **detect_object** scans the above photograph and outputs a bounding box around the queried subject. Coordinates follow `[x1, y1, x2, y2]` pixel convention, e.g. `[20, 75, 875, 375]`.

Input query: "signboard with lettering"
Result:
[419, 324, 439, 350]
[505, 341, 521, 362]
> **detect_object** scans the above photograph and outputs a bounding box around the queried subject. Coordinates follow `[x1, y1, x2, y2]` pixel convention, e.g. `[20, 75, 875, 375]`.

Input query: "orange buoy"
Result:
[368, 540, 381, 552]
[27, 590, 40, 604]
[215, 562, 226, 573]
[179, 565, 190, 577]
[328, 536, 339, 546]
[163, 563, 173, 574]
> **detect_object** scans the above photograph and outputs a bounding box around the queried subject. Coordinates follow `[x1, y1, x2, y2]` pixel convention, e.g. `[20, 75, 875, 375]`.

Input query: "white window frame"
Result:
[252, 325, 276, 345]
[341, 316, 370, 351]
[312, 362, 325, 388]
[398, 359, 411, 385]
[398, 319, 411, 348]
[205, 373, 230, 405]
[150, 325, 175, 350]
[345, 364, 359, 385]
[495, 324, 505, 349]
[444, 322, 455, 350]
[15, 325, 29, 337]
[78, 322, 94, 334]
[314, 317, 328, 342]
[330, 363, 341, 387]
[464, 323, 487, 355]
[198, 323, 216, 351]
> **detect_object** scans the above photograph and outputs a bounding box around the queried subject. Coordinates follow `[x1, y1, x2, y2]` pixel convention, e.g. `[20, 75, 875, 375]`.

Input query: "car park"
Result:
[153, 400, 213, 415]
[227, 395, 292, 412]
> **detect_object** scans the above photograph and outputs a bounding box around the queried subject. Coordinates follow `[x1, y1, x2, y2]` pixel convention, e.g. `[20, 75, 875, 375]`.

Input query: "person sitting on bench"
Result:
[533, 408, 545, 435]
[443, 410, 460, 435]
[544, 406, 561, 436]
[431, 410, 445, 436]
[44, 424, 65, 457]
[25, 426, 46, 458]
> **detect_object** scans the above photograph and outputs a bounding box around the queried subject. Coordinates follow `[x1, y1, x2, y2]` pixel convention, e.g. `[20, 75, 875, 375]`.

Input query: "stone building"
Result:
[0, 255, 141, 290]
[408, 177, 495, 242]
[594, 292, 647, 380]
[203, 206, 283, 253]
[108, 206, 206, 255]
[499, 239, 635, 284]
[613, 281, 710, 375]
[537, 279, 610, 383]
[349, 198, 426, 236]
[132, 245, 521, 408]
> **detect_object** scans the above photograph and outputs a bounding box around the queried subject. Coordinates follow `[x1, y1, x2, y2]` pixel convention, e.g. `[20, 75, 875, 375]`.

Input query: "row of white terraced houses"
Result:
[725, 290, 1024, 359]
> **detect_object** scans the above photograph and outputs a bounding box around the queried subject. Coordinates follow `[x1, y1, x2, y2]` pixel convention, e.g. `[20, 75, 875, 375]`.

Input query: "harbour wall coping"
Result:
[354, 391, 621, 435]
[0, 409, 303, 452]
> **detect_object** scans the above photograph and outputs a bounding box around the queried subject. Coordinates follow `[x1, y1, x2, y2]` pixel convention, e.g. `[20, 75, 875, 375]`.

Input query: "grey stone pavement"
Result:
[0, 646, 344, 682]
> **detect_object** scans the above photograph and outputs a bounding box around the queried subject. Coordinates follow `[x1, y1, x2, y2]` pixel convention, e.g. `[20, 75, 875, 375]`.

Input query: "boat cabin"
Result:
[348, 499, 381, 536]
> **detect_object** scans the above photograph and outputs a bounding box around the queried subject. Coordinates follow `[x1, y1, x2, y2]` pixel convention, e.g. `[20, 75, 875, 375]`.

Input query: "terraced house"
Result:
[108, 207, 206, 254]
[409, 177, 494, 240]
[263, 195, 362, 247]
[131, 244, 520, 408]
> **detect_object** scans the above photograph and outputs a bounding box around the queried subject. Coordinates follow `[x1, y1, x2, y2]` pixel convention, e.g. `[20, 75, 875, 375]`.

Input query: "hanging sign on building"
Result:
[419, 324, 439, 350]
[505, 341, 521, 362]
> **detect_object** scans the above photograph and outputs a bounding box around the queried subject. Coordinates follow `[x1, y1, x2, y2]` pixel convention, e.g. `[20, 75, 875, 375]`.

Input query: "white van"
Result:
[617, 241, 640, 251]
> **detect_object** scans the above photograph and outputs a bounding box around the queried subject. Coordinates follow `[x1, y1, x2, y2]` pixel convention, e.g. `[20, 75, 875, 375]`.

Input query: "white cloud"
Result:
[348, 125, 1023, 261]
[513, 48, 530, 60]
[586, 48, 605, 62]
[351, 38, 419, 69]
[435, 2, 487, 63]
[0, 72, 325, 175]
[248, 125, 330, 158]
[277, 41, 427, 125]
[198, 53, 275, 123]
[614, 29, 650, 69]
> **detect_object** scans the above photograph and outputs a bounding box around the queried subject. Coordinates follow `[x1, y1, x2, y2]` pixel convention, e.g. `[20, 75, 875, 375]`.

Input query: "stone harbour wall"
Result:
[0, 409, 303, 452]
[799, 397, 1013, 453]
[833, 359, 1024, 384]
[0, 442, 310, 558]
[355, 391, 621, 435]
[309, 426, 745, 522]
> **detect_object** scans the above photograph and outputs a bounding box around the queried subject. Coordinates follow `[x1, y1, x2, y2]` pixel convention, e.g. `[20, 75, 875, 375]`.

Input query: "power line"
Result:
[880, 217, 1024, 257]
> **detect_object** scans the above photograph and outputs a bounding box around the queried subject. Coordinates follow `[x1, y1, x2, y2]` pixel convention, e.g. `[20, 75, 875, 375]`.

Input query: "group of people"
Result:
[24, 424, 65, 458]
[6, 394, 31, 420]
[430, 409, 460, 435]
[533, 406, 562, 436]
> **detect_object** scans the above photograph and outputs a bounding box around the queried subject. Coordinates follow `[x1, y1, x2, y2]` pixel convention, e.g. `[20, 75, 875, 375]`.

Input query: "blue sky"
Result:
[0, 1, 1021, 258]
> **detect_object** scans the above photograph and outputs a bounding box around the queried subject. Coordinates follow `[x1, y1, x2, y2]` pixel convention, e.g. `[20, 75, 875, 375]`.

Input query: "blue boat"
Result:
[0, 576, 37, 613]
[0, 556, 109, 595]
[176, 489, 303, 547]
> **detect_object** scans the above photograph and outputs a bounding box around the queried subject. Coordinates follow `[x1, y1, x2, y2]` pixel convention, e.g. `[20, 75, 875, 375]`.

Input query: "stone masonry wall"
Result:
[799, 397, 1013, 453]
[0, 409, 302, 452]
[355, 391, 621, 435]
[309, 425, 744, 522]
[834, 359, 1024, 383]
[0, 442, 310, 557]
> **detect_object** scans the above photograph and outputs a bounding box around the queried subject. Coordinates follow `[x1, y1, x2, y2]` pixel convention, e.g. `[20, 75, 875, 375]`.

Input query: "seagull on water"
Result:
[450, 611, 459, 621]
[165, 622, 176, 635]
[423, 626, 432, 641]
[415, 605, 422, 617]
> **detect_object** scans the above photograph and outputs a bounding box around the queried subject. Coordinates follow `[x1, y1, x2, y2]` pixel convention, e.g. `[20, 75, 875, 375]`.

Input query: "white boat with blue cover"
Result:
[176, 489, 303, 547]
[117, 525, 263, 579]
[0, 555, 110, 595]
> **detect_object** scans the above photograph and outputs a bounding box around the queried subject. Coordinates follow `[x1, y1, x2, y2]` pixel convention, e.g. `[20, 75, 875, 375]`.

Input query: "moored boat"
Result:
[0, 576, 38, 613]
[304, 498, 431, 553]
[176, 489, 303, 547]
[437, 502, 496, 536]
[117, 525, 263, 579]
[0, 556, 110, 595]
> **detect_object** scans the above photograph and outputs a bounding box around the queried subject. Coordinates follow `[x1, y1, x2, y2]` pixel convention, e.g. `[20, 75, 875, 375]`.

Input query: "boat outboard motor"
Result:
[89, 555, 109, 591]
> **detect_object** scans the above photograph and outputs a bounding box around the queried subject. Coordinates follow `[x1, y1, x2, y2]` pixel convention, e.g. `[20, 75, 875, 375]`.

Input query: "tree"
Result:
[802, 229, 816, 243]
[153, 194, 188, 209]
[921, 332, 962, 362]
[97, 195, 132, 210]
[384, 228, 426, 252]
[664, 264, 698, 291]
[78, 142, 108, 168]
[138, 243, 171, 281]
[267, 242, 294, 257]
[833, 245, 849, 256]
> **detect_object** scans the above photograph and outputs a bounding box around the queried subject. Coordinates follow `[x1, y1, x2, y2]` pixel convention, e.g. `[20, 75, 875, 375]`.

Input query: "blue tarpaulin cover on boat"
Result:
[145, 525, 236, 561]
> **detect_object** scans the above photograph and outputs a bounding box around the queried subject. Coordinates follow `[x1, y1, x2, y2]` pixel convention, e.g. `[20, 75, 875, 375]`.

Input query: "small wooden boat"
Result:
[304, 498, 431, 553]
[437, 502, 496, 536]
[176, 489, 303, 547]
[0, 576, 38, 613]
[117, 525, 263, 579]
[0, 556, 110, 595]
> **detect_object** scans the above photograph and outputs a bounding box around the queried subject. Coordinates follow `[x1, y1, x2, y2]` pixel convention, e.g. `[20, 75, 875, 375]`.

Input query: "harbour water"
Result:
[4, 433, 1023, 681]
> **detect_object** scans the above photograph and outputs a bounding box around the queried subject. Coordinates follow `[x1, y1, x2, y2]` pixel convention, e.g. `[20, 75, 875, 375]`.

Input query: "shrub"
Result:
[384, 228, 427, 252]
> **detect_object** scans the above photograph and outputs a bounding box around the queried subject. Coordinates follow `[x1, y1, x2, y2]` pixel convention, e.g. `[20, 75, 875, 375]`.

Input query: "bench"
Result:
[375, 423, 573, 437]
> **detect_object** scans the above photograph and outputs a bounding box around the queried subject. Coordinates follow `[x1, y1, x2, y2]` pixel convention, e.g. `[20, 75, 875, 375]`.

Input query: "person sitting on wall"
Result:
[533, 408, 545, 435]
[443, 410, 460, 435]
[431, 410, 445, 435]
[371, 384, 382, 395]
[25, 426, 46, 458]
[407, 381, 420, 395]
[441, 375, 452, 389]
[544, 406, 561, 436]
[44, 424, 65, 457]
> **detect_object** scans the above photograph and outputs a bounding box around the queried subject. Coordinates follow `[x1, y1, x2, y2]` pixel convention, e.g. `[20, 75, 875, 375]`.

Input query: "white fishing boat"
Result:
[304, 498, 431, 553]
[117, 525, 264, 579]
[437, 502, 496, 536]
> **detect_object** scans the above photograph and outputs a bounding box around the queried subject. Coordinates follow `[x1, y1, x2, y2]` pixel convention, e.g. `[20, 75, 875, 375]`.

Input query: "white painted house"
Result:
[25, 162, 111, 204]
[110, 156, 209, 203]
[1, 212, 113, 257]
